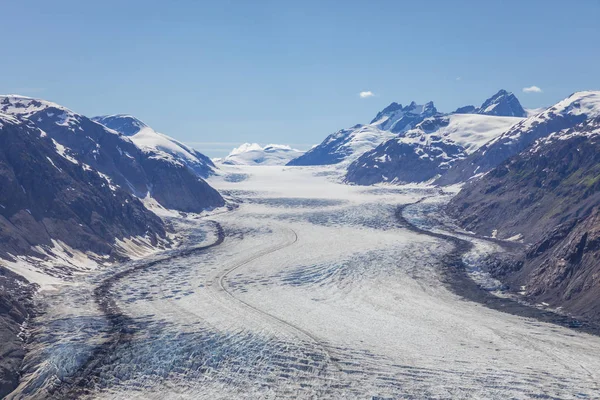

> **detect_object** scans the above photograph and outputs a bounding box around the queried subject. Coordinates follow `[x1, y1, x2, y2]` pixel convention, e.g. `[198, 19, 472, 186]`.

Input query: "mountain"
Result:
[454, 105, 477, 114]
[287, 101, 436, 166]
[453, 90, 526, 118]
[0, 111, 171, 396]
[370, 101, 438, 132]
[90, 114, 147, 136]
[288, 90, 527, 170]
[437, 91, 600, 185]
[92, 114, 216, 178]
[345, 113, 522, 185]
[0, 111, 170, 268]
[0, 264, 33, 398]
[219, 143, 305, 166]
[446, 114, 600, 321]
[286, 124, 395, 166]
[475, 89, 527, 117]
[0, 96, 224, 212]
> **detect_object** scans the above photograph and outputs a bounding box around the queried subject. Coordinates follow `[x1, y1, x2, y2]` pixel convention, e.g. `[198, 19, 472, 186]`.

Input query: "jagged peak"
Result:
[370, 102, 403, 124]
[382, 102, 404, 113]
[371, 100, 437, 125]
[477, 89, 526, 117]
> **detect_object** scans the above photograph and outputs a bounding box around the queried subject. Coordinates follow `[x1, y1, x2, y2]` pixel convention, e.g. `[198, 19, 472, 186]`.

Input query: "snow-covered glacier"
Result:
[9, 166, 600, 400]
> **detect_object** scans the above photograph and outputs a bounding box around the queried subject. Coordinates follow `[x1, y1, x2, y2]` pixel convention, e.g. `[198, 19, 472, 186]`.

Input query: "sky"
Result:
[2, 0, 599, 157]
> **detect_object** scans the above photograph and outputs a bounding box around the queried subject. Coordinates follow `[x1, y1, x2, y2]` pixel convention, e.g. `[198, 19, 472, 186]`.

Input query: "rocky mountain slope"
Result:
[447, 113, 600, 321]
[0, 96, 224, 213]
[0, 265, 34, 398]
[92, 114, 216, 178]
[345, 91, 525, 185]
[437, 91, 600, 185]
[0, 112, 170, 396]
[0, 112, 168, 265]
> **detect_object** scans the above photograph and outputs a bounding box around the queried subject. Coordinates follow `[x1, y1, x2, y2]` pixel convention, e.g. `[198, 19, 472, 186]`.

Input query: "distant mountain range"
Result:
[346, 112, 521, 185]
[287, 89, 527, 173]
[287, 100, 440, 167]
[218, 143, 305, 166]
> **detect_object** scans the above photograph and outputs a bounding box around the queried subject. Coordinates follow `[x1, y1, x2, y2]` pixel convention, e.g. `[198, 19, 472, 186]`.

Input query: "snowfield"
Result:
[404, 113, 523, 154]
[8, 166, 600, 399]
[219, 143, 305, 165]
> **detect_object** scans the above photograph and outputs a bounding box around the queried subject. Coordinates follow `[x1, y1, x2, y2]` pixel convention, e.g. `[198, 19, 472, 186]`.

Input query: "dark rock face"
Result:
[0, 96, 224, 212]
[140, 156, 224, 213]
[30, 107, 151, 196]
[437, 91, 599, 185]
[476, 89, 526, 117]
[0, 114, 169, 397]
[0, 266, 35, 398]
[0, 114, 167, 260]
[447, 117, 600, 321]
[521, 209, 600, 321]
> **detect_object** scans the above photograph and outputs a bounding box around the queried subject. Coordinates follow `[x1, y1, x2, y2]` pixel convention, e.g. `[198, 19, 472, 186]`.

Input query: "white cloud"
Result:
[359, 91, 374, 98]
[455, 77, 462, 81]
[522, 85, 542, 93]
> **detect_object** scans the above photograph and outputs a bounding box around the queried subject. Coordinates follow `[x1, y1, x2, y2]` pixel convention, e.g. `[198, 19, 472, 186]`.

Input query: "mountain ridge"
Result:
[0, 95, 224, 213]
[287, 89, 527, 170]
[436, 90, 600, 185]
[446, 114, 600, 321]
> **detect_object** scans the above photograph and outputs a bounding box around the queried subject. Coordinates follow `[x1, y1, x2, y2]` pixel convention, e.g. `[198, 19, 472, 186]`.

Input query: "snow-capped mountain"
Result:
[287, 101, 436, 166]
[287, 90, 527, 170]
[0, 111, 167, 263]
[90, 114, 147, 136]
[437, 91, 600, 185]
[370, 101, 438, 132]
[447, 114, 600, 320]
[343, 90, 528, 185]
[476, 89, 527, 117]
[286, 124, 395, 166]
[0, 95, 224, 212]
[219, 143, 305, 166]
[453, 89, 527, 117]
[92, 114, 216, 178]
[345, 113, 522, 185]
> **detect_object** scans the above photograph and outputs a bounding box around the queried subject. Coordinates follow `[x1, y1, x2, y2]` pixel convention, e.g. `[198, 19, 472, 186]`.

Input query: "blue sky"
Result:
[2, 0, 599, 157]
